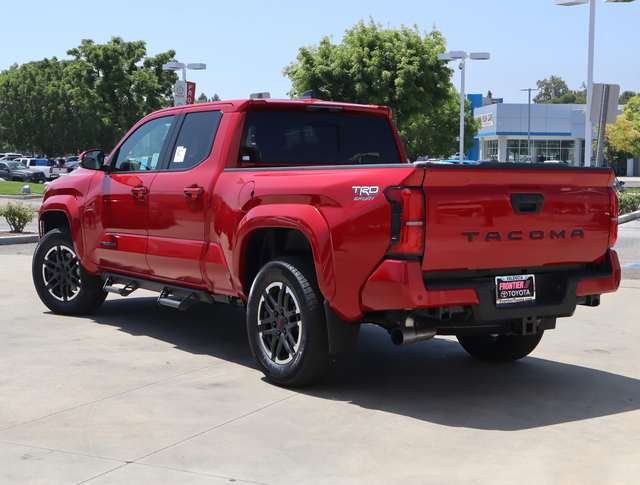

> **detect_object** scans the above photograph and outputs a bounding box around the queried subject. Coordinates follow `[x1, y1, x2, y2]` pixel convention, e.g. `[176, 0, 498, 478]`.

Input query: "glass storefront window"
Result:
[483, 139, 498, 160]
[488, 139, 575, 163]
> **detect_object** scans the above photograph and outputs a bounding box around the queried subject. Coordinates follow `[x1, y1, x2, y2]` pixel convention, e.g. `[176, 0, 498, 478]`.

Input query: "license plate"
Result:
[495, 274, 536, 305]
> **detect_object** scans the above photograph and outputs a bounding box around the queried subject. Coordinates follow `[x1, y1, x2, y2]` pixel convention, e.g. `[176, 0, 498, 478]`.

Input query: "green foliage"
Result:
[619, 91, 638, 105]
[0, 58, 89, 157]
[533, 76, 587, 104]
[66, 37, 177, 150]
[401, 94, 481, 161]
[617, 192, 640, 215]
[283, 18, 466, 159]
[0, 37, 177, 156]
[196, 93, 221, 103]
[0, 201, 36, 232]
[606, 95, 640, 158]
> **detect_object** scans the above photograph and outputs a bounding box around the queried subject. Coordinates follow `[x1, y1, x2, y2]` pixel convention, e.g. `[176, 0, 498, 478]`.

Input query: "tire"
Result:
[246, 256, 336, 387]
[456, 332, 544, 362]
[32, 228, 107, 315]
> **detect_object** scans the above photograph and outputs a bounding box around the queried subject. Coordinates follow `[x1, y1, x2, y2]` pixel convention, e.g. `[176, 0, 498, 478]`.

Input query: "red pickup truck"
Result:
[32, 97, 621, 386]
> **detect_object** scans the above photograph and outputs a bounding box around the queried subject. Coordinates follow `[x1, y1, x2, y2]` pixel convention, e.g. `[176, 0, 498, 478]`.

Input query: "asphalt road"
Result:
[1, 221, 640, 484]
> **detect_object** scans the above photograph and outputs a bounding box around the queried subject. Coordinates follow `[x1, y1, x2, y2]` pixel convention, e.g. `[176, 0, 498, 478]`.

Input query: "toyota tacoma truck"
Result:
[32, 96, 621, 386]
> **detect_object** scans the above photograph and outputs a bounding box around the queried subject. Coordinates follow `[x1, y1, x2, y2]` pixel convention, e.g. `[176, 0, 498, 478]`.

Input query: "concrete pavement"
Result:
[1, 249, 640, 483]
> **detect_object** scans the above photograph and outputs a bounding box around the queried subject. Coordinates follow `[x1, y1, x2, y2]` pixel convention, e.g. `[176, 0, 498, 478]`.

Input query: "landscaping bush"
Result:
[0, 201, 36, 233]
[618, 193, 640, 216]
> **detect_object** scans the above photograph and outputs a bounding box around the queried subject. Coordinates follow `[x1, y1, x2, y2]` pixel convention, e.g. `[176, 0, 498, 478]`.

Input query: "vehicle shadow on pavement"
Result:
[86, 296, 254, 368]
[84, 296, 640, 432]
[311, 325, 640, 431]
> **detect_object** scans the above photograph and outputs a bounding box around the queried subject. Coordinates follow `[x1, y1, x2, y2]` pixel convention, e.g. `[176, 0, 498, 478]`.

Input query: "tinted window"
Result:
[239, 111, 401, 166]
[168, 111, 222, 170]
[114, 116, 175, 171]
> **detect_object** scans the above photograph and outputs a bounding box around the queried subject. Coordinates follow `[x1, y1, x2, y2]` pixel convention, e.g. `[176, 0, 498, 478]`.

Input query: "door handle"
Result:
[131, 184, 148, 198]
[184, 184, 204, 199]
[510, 193, 544, 214]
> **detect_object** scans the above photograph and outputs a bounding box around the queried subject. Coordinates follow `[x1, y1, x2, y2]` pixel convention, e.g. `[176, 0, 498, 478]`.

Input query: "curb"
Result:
[0, 234, 39, 245]
[0, 194, 44, 200]
[619, 210, 640, 224]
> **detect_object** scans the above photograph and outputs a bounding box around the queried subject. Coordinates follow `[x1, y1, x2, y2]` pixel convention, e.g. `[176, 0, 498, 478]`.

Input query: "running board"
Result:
[157, 290, 199, 311]
[100, 272, 242, 310]
[104, 278, 139, 296]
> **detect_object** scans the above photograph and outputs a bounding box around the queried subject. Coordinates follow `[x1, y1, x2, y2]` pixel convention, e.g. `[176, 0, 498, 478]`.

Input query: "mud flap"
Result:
[324, 301, 360, 354]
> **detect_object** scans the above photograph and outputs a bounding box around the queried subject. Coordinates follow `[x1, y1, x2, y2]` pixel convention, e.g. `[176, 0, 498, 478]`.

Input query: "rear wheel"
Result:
[32, 228, 107, 315]
[246, 256, 336, 387]
[456, 332, 544, 362]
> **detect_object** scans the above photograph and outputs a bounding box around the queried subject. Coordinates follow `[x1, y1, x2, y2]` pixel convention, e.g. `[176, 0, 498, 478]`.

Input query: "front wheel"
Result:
[32, 228, 107, 315]
[456, 332, 544, 362]
[246, 257, 336, 387]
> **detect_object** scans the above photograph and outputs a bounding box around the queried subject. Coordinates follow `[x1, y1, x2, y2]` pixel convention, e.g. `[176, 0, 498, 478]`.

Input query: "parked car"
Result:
[14, 158, 62, 180]
[66, 161, 81, 172]
[0, 160, 46, 183]
[0, 153, 22, 160]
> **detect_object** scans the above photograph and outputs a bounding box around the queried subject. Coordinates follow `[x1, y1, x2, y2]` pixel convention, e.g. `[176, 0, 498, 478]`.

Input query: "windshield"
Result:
[8, 162, 27, 170]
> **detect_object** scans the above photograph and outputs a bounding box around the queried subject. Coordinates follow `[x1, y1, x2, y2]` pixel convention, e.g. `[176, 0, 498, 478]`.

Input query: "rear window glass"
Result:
[239, 111, 401, 166]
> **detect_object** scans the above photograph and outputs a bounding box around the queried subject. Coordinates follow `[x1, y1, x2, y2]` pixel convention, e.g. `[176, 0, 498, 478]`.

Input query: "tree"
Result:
[402, 92, 480, 161]
[620, 91, 638, 105]
[283, 19, 465, 158]
[606, 95, 640, 158]
[533, 75, 569, 103]
[0, 37, 178, 155]
[65, 37, 177, 150]
[196, 93, 221, 103]
[534, 76, 586, 104]
[0, 59, 90, 157]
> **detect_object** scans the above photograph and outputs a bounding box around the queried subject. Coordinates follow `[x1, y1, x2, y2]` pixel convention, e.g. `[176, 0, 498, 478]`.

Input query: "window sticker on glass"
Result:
[151, 153, 160, 169]
[174, 146, 187, 163]
[140, 156, 149, 170]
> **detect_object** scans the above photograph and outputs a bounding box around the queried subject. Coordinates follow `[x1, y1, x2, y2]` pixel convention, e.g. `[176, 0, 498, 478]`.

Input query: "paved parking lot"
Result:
[1, 240, 640, 484]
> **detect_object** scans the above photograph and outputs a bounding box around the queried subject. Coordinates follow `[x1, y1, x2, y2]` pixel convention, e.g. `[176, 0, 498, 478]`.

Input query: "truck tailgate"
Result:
[420, 164, 616, 272]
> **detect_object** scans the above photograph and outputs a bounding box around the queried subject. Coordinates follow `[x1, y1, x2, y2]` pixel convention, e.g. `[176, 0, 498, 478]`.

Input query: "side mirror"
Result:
[79, 149, 106, 170]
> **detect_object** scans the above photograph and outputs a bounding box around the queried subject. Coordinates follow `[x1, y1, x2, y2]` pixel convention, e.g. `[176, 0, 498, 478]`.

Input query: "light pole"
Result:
[520, 88, 539, 162]
[555, 0, 636, 166]
[162, 61, 207, 106]
[437, 51, 490, 161]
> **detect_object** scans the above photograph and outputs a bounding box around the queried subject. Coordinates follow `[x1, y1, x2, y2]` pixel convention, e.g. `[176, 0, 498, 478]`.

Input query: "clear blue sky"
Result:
[4, 0, 639, 105]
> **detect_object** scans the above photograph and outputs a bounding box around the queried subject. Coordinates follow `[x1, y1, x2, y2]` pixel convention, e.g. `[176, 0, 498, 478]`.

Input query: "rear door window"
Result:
[168, 110, 222, 170]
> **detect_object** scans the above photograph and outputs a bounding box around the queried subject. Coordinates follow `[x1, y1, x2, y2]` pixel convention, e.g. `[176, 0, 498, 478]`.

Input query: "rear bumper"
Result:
[360, 250, 621, 322]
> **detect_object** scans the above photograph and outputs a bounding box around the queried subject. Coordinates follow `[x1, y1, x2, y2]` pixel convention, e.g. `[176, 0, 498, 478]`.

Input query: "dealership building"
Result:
[469, 94, 640, 176]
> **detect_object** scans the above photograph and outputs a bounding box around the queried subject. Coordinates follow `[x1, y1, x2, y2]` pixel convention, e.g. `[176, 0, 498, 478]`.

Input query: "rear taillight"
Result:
[385, 187, 425, 258]
[609, 187, 618, 248]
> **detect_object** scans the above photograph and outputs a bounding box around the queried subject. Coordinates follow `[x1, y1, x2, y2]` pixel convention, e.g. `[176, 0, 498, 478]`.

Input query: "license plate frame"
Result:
[495, 274, 536, 305]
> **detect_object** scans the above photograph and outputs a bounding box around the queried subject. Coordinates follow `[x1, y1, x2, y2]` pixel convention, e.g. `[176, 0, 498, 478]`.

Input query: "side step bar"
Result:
[102, 273, 243, 310]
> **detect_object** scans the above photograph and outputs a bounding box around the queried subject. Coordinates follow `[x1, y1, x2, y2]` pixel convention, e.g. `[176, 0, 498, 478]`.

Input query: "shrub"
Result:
[0, 201, 36, 233]
[618, 193, 640, 216]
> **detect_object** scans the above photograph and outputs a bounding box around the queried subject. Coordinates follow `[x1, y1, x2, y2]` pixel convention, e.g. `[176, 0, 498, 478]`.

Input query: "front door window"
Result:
[114, 116, 174, 171]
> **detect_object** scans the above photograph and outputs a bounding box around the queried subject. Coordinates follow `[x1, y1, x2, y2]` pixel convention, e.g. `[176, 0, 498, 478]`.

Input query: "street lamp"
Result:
[162, 61, 207, 106]
[556, 0, 636, 166]
[162, 61, 207, 81]
[520, 88, 539, 162]
[438, 51, 490, 161]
